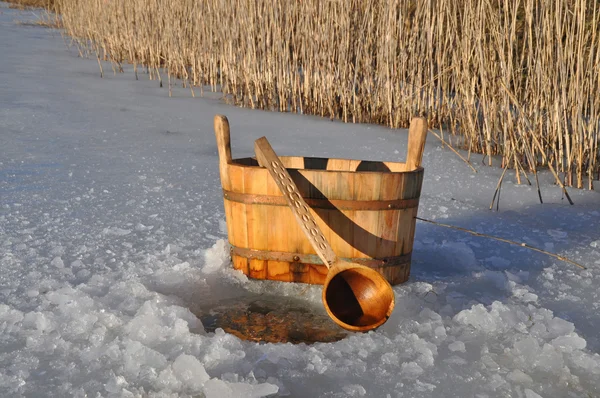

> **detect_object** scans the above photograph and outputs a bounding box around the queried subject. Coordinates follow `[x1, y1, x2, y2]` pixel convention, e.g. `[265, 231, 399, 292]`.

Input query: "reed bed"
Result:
[4, 0, 54, 8]
[52, 0, 599, 189]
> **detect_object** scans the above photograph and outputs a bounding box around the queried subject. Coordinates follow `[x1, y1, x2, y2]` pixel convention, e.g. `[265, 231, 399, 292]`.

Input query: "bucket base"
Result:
[230, 246, 411, 285]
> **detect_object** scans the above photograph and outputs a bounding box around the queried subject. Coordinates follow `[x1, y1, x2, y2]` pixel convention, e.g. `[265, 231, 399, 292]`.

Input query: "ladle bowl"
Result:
[323, 262, 395, 331]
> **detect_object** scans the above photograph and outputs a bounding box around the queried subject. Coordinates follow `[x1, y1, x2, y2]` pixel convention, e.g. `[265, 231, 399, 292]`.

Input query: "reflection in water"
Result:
[195, 294, 349, 344]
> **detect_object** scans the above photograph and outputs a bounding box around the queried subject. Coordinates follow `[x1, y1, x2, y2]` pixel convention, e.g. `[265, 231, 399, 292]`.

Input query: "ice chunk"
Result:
[381, 352, 399, 366]
[162, 243, 181, 254]
[219, 219, 228, 234]
[405, 333, 437, 368]
[454, 304, 499, 333]
[264, 350, 283, 365]
[551, 334, 586, 353]
[306, 351, 328, 374]
[51, 256, 64, 268]
[534, 344, 564, 374]
[445, 355, 468, 365]
[414, 380, 436, 392]
[419, 308, 442, 322]
[542, 268, 554, 281]
[152, 262, 195, 291]
[570, 351, 600, 375]
[70, 259, 84, 268]
[524, 389, 543, 398]
[342, 384, 367, 396]
[76, 269, 91, 280]
[507, 369, 533, 384]
[123, 340, 167, 377]
[488, 373, 507, 390]
[448, 341, 466, 353]
[509, 336, 541, 370]
[102, 227, 132, 236]
[413, 282, 434, 295]
[454, 301, 531, 335]
[481, 354, 500, 371]
[203, 378, 278, 398]
[434, 326, 447, 339]
[0, 304, 24, 333]
[46, 289, 76, 306]
[202, 330, 245, 367]
[172, 354, 209, 391]
[511, 286, 538, 303]
[69, 313, 99, 336]
[125, 300, 201, 346]
[546, 317, 575, 338]
[50, 245, 65, 256]
[203, 239, 230, 274]
[400, 361, 424, 379]
[529, 322, 548, 339]
[104, 373, 129, 394]
[156, 366, 181, 391]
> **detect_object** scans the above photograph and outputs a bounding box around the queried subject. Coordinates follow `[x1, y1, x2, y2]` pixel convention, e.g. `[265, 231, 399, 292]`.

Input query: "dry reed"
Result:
[51, 0, 599, 189]
[4, 0, 54, 8]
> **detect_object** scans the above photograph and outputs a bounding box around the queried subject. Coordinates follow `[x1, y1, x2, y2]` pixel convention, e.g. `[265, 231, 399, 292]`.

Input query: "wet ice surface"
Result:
[1, 3, 600, 397]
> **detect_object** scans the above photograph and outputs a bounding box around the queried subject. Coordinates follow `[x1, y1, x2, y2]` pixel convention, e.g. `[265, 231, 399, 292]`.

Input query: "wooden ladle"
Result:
[254, 137, 395, 332]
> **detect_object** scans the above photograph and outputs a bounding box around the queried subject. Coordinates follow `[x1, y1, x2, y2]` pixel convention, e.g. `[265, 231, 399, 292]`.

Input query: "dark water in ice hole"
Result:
[195, 293, 349, 344]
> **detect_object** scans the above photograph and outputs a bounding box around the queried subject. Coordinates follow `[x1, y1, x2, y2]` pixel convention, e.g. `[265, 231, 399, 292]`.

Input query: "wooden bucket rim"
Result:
[229, 156, 425, 176]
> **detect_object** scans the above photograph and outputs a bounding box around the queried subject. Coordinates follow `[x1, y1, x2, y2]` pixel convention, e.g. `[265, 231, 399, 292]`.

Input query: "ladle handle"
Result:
[254, 137, 337, 268]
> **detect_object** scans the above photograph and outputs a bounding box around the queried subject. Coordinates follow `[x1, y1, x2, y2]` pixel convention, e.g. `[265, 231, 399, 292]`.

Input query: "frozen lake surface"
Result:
[1, 3, 600, 397]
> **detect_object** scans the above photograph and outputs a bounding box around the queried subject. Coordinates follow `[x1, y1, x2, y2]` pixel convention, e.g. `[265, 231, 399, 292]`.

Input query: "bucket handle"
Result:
[214, 114, 233, 190]
[406, 117, 428, 170]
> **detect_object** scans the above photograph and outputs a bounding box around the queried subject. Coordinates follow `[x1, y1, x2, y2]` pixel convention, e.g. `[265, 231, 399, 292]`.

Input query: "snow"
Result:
[1, 3, 600, 397]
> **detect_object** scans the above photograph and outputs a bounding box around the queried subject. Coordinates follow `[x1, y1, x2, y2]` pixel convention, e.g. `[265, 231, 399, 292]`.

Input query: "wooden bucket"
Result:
[215, 115, 426, 286]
